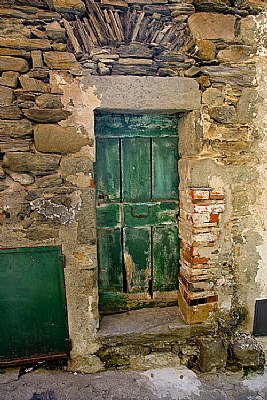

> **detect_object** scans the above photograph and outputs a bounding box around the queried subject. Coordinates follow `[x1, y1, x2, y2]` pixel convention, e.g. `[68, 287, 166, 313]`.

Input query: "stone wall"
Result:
[0, 0, 267, 371]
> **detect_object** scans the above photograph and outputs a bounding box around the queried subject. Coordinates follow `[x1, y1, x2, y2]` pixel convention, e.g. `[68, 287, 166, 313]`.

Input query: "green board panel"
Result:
[152, 137, 178, 200]
[94, 138, 120, 202]
[157, 202, 179, 224]
[0, 246, 69, 363]
[124, 227, 151, 293]
[153, 226, 179, 292]
[123, 202, 178, 227]
[96, 203, 120, 228]
[122, 138, 151, 202]
[95, 113, 178, 138]
[97, 229, 123, 292]
[124, 203, 157, 227]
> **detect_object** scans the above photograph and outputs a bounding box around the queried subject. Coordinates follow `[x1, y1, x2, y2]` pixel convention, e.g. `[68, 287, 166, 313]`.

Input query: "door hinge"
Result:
[59, 254, 66, 268]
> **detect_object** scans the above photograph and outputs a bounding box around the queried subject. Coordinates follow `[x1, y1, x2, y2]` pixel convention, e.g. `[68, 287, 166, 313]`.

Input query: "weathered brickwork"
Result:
[179, 188, 225, 324]
[0, 0, 267, 372]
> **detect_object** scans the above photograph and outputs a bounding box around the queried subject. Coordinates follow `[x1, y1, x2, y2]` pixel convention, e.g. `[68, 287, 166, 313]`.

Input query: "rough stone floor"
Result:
[1, 366, 267, 400]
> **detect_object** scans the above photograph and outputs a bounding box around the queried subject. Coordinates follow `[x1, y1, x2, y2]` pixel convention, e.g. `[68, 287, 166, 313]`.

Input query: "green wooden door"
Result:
[94, 113, 179, 314]
[0, 246, 69, 365]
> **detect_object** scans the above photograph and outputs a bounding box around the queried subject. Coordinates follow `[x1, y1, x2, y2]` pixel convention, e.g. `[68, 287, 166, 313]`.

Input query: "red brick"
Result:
[190, 189, 210, 200]
[206, 294, 218, 303]
[210, 213, 219, 223]
[209, 192, 224, 200]
[181, 250, 209, 266]
[181, 250, 193, 264]
[193, 256, 209, 265]
[194, 203, 225, 214]
[90, 178, 94, 188]
[179, 284, 218, 306]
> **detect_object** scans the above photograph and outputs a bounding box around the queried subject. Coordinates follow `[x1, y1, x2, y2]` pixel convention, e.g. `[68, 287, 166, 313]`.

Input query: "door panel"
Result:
[95, 138, 120, 202]
[153, 225, 179, 292]
[152, 137, 178, 200]
[96, 203, 120, 228]
[95, 113, 178, 137]
[123, 227, 151, 294]
[0, 246, 69, 365]
[121, 138, 151, 202]
[97, 229, 123, 293]
[124, 203, 156, 227]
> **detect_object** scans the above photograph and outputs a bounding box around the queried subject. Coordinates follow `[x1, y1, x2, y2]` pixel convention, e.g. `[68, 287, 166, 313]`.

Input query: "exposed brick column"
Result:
[178, 188, 225, 324]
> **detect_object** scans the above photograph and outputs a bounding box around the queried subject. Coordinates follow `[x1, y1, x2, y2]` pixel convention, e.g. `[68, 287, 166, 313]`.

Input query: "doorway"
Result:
[94, 113, 179, 314]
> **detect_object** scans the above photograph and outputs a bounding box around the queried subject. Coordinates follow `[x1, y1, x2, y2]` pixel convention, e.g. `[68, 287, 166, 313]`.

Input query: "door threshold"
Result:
[97, 306, 215, 345]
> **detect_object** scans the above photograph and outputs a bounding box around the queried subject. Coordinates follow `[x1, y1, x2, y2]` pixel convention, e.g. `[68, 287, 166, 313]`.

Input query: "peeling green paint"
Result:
[94, 113, 179, 314]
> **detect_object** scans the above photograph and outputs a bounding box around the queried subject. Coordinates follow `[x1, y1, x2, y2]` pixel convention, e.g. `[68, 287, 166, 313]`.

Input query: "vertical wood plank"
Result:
[94, 138, 120, 202]
[124, 227, 151, 294]
[153, 225, 179, 292]
[152, 136, 178, 200]
[97, 228, 123, 292]
[121, 138, 151, 202]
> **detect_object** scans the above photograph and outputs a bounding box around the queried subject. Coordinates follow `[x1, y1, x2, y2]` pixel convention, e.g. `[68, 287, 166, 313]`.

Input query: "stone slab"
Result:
[36, 94, 63, 109]
[0, 86, 13, 106]
[19, 76, 48, 93]
[34, 124, 89, 154]
[0, 71, 19, 88]
[3, 152, 61, 175]
[0, 56, 29, 73]
[46, 0, 85, 12]
[97, 306, 215, 345]
[0, 105, 22, 119]
[0, 37, 51, 51]
[0, 119, 33, 137]
[0, 48, 29, 58]
[202, 65, 256, 87]
[188, 12, 235, 40]
[43, 52, 80, 70]
[85, 76, 201, 112]
[178, 111, 203, 157]
[23, 108, 71, 123]
[117, 44, 153, 59]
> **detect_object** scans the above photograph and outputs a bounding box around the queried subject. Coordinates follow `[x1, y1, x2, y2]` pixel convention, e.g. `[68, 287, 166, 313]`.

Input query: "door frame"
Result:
[85, 76, 202, 320]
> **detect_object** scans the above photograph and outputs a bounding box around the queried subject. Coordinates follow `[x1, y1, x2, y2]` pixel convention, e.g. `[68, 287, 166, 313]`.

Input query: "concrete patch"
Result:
[242, 369, 267, 391]
[142, 367, 201, 399]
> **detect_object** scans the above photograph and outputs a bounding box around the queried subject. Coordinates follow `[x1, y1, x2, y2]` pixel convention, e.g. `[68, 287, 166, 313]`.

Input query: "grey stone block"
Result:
[84, 76, 201, 112]
[232, 334, 265, 368]
[198, 337, 227, 372]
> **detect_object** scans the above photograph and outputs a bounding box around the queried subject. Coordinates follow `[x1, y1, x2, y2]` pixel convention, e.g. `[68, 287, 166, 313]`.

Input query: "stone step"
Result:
[96, 307, 217, 370]
[97, 307, 216, 345]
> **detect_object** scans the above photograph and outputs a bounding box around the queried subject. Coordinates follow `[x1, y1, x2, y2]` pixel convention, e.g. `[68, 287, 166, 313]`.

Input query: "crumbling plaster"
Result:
[253, 11, 267, 320]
